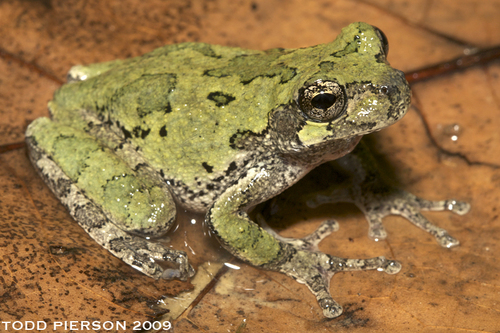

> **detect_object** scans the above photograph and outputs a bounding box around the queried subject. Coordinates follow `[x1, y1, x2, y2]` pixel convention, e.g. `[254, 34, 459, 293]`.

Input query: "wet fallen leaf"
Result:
[1, 0, 499, 332]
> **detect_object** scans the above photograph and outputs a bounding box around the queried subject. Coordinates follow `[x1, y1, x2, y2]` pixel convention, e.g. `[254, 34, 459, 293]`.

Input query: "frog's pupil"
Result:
[311, 93, 336, 110]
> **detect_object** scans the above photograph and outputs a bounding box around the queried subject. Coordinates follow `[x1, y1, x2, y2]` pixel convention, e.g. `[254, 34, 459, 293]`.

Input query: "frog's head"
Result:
[269, 22, 411, 162]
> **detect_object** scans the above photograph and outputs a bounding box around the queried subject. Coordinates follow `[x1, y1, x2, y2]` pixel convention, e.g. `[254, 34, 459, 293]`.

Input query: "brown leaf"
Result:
[1, 0, 499, 332]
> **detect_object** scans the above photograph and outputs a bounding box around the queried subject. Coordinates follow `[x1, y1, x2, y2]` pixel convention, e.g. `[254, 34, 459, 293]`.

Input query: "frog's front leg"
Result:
[308, 141, 470, 248]
[26, 118, 194, 280]
[206, 165, 401, 318]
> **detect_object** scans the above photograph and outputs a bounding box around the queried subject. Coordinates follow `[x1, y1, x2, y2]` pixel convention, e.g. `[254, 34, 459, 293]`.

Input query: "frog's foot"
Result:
[77, 204, 196, 281]
[257, 214, 339, 251]
[360, 191, 469, 248]
[309, 188, 470, 248]
[71, 199, 196, 280]
[108, 236, 196, 281]
[279, 249, 401, 318]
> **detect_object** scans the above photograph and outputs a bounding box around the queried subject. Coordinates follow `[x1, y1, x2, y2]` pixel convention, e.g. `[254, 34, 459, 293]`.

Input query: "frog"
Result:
[25, 22, 469, 318]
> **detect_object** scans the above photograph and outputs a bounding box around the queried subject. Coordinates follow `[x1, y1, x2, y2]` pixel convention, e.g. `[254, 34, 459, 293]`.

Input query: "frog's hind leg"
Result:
[26, 118, 194, 280]
[281, 251, 401, 318]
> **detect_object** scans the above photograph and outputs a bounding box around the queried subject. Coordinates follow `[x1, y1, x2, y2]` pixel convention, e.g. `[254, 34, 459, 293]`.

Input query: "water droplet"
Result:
[224, 262, 241, 270]
[442, 123, 462, 142]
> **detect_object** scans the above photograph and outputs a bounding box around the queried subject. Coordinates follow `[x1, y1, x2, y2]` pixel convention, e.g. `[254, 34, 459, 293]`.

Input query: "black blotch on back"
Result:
[132, 126, 150, 139]
[121, 127, 132, 139]
[202, 162, 214, 173]
[203, 69, 230, 78]
[165, 102, 172, 113]
[140, 128, 150, 139]
[225, 162, 237, 176]
[159, 125, 167, 137]
[207, 92, 236, 107]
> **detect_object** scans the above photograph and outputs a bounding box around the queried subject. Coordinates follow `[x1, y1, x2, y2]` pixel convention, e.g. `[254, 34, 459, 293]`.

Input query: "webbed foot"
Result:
[309, 188, 470, 248]
[279, 249, 401, 318]
[107, 233, 196, 280]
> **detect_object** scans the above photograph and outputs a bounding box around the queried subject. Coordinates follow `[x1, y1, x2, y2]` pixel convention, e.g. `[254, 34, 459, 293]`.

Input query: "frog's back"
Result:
[48, 43, 298, 202]
[49, 42, 262, 122]
[36, 23, 411, 212]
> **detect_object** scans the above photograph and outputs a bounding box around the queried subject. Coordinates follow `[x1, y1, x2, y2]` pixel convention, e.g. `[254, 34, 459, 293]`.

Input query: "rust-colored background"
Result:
[1, 0, 499, 332]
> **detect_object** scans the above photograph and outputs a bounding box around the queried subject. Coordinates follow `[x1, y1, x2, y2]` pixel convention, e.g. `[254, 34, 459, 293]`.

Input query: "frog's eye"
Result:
[297, 80, 346, 122]
[373, 26, 389, 56]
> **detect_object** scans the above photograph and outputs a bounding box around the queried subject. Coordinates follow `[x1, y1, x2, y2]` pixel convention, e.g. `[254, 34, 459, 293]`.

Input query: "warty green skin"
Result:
[46, 22, 409, 209]
[24, 22, 444, 318]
